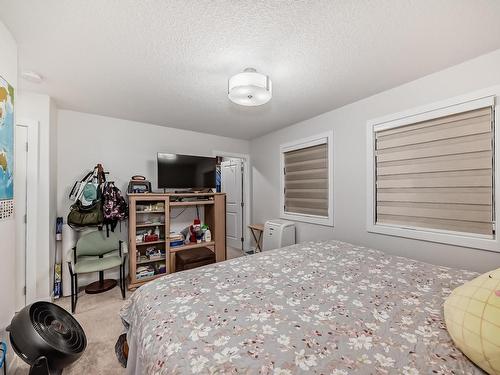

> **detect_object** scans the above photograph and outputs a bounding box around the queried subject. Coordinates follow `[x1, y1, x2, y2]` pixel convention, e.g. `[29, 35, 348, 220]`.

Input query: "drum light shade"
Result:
[228, 68, 272, 106]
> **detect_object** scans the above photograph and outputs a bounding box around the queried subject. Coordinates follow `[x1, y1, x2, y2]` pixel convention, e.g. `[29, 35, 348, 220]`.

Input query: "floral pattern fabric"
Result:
[120, 240, 484, 374]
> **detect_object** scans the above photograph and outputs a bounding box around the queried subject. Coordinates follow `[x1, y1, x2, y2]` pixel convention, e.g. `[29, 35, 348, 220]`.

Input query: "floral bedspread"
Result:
[120, 240, 484, 374]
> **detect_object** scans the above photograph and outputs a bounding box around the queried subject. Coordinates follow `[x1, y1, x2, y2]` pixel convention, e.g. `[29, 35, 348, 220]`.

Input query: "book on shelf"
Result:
[169, 240, 185, 247]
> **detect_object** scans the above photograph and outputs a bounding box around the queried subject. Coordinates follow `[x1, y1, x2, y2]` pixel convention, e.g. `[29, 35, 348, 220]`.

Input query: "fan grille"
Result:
[30, 302, 87, 354]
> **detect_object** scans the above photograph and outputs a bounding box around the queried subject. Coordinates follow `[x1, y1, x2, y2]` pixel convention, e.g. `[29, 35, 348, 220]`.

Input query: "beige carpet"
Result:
[13, 249, 244, 374]
[227, 245, 245, 259]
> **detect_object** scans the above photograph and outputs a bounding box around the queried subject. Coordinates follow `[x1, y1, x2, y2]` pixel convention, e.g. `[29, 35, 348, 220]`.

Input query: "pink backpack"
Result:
[102, 182, 128, 231]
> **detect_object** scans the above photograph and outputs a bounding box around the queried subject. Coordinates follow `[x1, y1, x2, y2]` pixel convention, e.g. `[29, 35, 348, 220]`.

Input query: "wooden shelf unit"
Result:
[128, 192, 226, 289]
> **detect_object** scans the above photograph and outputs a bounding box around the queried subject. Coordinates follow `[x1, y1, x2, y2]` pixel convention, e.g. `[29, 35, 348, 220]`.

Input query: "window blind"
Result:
[284, 142, 329, 217]
[375, 106, 494, 236]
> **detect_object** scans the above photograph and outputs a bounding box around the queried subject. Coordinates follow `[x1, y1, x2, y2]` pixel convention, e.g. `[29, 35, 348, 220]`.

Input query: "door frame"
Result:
[213, 150, 251, 252]
[221, 158, 244, 249]
[16, 119, 39, 306]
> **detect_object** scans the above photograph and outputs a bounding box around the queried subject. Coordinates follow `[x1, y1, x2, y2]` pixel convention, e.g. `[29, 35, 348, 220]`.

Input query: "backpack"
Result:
[102, 182, 128, 231]
[69, 167, 102, 207]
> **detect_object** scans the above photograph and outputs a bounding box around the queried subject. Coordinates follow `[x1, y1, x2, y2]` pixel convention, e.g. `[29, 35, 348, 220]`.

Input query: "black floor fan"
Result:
[7, 302, 87, 375]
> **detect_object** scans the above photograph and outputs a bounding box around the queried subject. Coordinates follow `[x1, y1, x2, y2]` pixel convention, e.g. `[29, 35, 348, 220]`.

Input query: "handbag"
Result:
[67, 164, 108, 229]
[67, 199, 104, 228]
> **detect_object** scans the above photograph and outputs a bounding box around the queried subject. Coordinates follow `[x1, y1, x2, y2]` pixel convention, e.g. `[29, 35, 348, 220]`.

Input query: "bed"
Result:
[120, 240, 484, 374]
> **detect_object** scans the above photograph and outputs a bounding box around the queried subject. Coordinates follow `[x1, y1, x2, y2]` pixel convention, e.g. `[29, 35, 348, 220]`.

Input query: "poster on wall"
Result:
[0, 75, 14, 220]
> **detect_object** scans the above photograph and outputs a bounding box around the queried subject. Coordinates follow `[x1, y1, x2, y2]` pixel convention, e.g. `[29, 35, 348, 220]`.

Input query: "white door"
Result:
[221, 159, 243, 249]
[15, 125, 28, 311]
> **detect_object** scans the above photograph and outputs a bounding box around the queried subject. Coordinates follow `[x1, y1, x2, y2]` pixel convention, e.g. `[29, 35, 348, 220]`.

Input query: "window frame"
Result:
[280, 131, 334, 226]
[366, 89, 499, 252]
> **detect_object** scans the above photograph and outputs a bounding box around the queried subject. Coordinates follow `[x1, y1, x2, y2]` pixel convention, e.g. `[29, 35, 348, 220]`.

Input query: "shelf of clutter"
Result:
[127, 192, 226, 289]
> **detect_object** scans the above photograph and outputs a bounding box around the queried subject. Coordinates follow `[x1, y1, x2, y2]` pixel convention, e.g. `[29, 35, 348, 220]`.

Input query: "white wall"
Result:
[0, 21, 17, 330]
[57, 110, 249, 214]
[57, 110, 249, 284]
[17, 93, 58, 301]
[251, 48, 500, 273]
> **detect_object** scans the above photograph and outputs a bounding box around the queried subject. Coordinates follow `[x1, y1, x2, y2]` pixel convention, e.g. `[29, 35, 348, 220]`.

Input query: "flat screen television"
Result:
[157, 153, 216, 189]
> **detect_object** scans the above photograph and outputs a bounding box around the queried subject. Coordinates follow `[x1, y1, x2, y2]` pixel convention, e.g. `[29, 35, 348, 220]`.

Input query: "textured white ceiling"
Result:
[2, 1, 500, 139]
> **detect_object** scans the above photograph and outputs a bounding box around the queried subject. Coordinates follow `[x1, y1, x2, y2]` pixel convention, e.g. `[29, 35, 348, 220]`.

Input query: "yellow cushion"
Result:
[444, 268, 500, 375]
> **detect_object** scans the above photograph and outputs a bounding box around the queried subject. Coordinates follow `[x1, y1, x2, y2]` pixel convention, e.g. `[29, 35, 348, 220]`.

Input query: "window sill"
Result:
[281, 212, 334, 227]
[367, 223, 499, 252]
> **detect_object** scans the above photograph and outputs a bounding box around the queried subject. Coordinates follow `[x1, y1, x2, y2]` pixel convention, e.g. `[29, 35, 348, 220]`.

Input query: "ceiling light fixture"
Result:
[228, 68, 272, 106]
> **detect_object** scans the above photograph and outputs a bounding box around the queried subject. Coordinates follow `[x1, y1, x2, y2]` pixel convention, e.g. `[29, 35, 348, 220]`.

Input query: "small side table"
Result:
[248, 223, 264, 253]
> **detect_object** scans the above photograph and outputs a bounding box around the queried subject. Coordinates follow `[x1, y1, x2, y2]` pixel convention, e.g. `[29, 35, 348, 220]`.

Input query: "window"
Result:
[367, 94, 499, 252]
[280, 131, 333, 226]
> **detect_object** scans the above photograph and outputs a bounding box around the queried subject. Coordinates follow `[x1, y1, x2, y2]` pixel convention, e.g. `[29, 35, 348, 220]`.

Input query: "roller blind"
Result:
[284, 142, 329, 217]
[375, 106, 495, 236]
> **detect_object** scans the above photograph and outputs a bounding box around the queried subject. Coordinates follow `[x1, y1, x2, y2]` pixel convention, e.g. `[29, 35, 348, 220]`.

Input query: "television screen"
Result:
[157, 153, 216, 189]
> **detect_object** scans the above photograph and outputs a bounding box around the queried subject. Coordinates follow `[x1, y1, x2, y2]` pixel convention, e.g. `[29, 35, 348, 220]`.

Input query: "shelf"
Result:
[136, 210, 165, 214]
[129, 192, 220, 197]
[136, 222, 165, 228]
[137, 256, 166, 265]
[169, 241, 215, 253]
[129, 273, 166, 289]
[170, 200, 214, 207]
[169, 193, 217, 197]
[136, 240, 165, 246]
